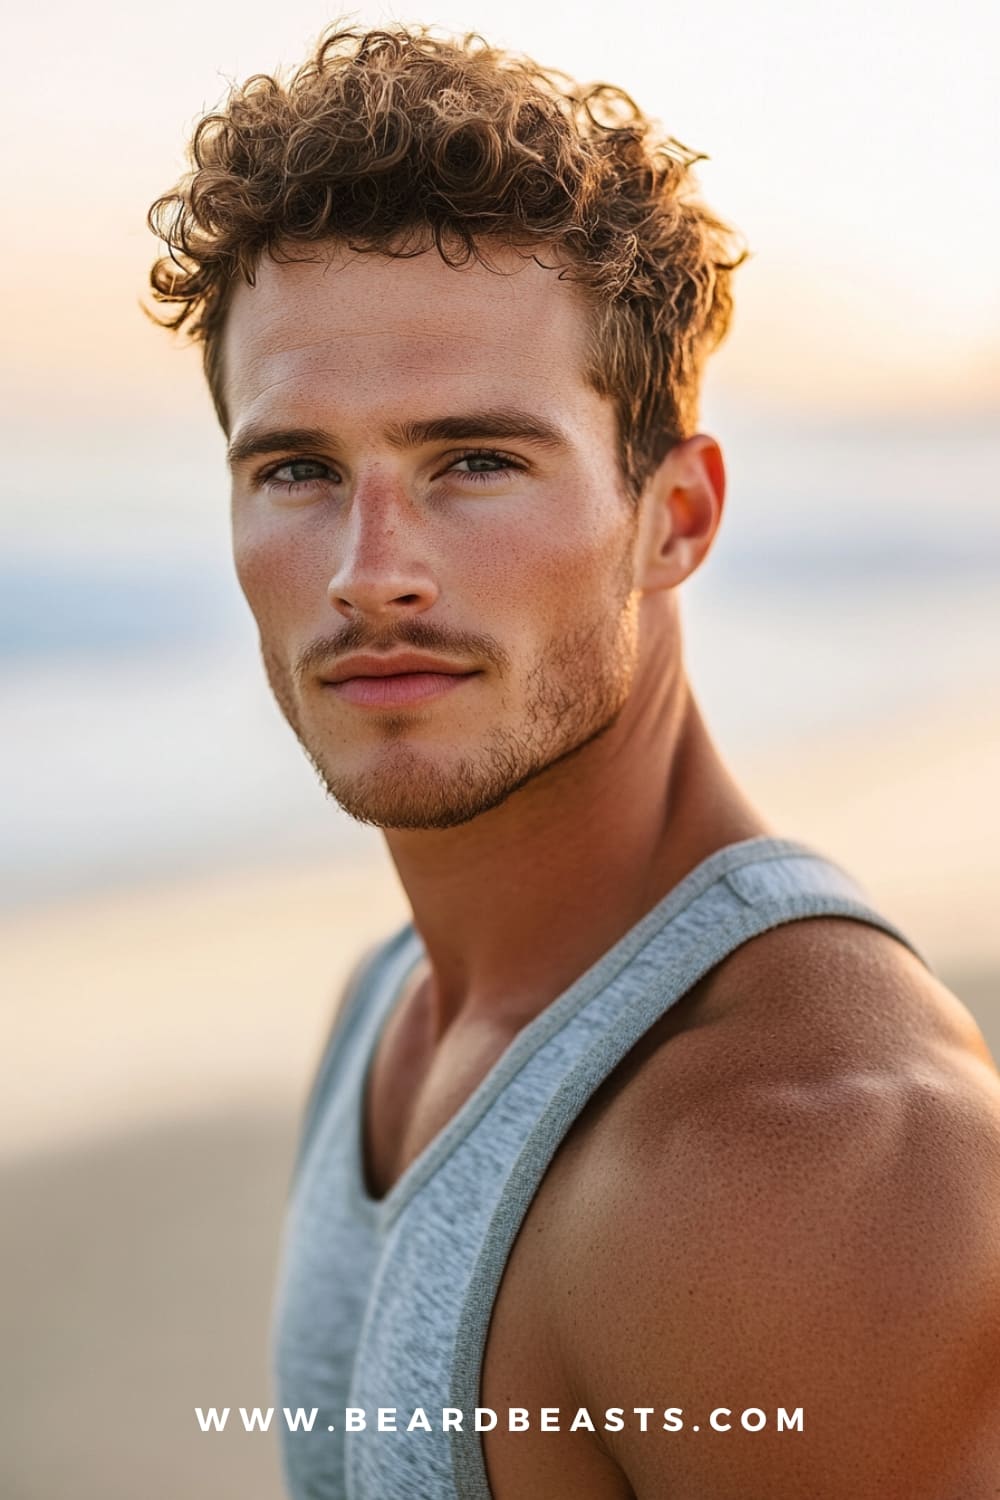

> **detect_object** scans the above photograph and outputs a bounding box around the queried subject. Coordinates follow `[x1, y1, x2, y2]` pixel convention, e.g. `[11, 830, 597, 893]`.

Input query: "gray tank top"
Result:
[272, 836, 928, 1499]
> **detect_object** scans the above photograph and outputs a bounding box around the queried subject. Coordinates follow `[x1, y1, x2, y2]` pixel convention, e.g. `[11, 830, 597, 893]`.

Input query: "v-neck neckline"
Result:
[346, 835, 827, 1228]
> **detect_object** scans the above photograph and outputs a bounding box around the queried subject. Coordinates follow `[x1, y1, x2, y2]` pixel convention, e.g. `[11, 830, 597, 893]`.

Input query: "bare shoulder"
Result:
[545, 918, 1000, 1499]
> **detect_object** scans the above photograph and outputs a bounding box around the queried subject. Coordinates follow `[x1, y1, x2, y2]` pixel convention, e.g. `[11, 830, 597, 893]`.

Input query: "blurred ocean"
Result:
[3, 422, 999, 909]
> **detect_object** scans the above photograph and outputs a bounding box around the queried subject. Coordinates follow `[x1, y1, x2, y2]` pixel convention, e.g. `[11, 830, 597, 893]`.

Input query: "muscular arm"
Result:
[557, 976, 1000, 1498]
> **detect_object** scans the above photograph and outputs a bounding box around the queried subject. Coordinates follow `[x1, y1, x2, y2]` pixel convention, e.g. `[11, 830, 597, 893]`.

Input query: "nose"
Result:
[326, 477, 440, 623]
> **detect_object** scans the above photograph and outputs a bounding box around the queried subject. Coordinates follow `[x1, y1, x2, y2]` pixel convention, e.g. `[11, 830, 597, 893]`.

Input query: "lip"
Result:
[328, 671, 478, 707]
[319, 652, 480, 709]
[322, 652, 477, 684]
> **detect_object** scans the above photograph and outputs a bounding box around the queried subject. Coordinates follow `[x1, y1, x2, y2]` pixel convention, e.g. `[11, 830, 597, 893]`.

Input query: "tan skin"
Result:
[224, 240, 1000, 1497]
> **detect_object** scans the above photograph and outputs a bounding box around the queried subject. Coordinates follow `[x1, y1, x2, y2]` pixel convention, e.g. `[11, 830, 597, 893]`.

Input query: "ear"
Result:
[634, 434, 726, 594]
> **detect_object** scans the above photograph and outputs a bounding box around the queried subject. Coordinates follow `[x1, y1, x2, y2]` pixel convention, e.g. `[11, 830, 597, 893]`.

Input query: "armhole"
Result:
[291, 941, 386, 1183]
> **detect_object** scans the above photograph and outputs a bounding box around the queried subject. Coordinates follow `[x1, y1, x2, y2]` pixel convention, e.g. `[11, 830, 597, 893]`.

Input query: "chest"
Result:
[362, 981, 520, 1199]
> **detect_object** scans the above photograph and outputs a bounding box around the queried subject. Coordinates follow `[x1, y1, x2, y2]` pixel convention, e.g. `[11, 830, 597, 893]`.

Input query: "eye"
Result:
[448, 450, 523, 482]
[260, 458, 340, 495]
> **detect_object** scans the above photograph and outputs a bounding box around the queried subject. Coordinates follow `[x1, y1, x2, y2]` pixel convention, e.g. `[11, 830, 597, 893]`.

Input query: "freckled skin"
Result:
[227, 243, 642, 831]
[222, 240, 1000, 1499]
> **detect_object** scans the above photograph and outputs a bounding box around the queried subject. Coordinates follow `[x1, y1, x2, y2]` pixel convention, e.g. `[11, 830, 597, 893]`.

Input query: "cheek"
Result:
[231, 510, 328, 632]
[446, 502, 632, 651]
[508, 506, 632, 614]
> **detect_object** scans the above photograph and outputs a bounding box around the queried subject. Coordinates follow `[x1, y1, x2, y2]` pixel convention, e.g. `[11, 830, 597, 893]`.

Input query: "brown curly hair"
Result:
[146, 23, 746, 498]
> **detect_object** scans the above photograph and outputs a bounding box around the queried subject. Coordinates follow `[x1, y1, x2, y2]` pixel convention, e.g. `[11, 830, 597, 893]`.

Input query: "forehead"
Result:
[221, 239, 602, 433]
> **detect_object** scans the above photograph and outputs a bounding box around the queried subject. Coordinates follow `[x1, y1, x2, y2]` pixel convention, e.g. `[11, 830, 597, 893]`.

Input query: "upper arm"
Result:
[567, 1061, 1000, 1500]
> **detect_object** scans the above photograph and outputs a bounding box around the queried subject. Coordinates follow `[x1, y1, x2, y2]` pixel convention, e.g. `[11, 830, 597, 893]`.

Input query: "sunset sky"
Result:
[2, 0, 996, 547]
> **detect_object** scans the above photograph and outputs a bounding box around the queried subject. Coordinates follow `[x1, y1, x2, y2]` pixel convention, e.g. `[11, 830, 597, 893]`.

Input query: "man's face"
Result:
[224, 240, 644, 830]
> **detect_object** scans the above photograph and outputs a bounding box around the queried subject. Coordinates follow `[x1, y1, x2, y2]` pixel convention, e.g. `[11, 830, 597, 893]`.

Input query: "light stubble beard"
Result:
[259, 554, 640, 832]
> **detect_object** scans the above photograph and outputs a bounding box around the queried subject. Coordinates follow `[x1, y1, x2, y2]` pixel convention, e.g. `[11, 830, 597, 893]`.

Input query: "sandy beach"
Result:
[3, 690, 998, 1500]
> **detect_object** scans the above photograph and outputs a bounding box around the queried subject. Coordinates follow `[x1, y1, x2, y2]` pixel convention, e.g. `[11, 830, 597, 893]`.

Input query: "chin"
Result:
[323, 777, 518, 831]
[305, 736, 543, 832]
[312, 706, 626, 831]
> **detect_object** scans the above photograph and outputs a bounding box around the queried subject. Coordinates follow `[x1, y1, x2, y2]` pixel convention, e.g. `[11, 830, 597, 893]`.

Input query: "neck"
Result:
[383, 646, 772, 1039]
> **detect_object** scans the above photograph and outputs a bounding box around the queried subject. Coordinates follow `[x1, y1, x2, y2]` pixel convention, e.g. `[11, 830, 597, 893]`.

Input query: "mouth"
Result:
[324, 670, 480, 708]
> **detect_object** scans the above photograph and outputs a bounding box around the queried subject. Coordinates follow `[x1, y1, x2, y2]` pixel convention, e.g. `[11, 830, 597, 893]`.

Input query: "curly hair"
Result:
[146, 23, 746, 498]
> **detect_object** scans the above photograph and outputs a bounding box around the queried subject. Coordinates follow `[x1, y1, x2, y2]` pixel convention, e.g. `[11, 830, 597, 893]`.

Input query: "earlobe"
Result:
[636, 434, 725, 594]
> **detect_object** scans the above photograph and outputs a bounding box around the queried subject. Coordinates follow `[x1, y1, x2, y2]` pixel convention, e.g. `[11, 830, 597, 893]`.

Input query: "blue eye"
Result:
[450, 451, 521, 481]
[256, 449, 522, 497]
[266, 459, 338, 492]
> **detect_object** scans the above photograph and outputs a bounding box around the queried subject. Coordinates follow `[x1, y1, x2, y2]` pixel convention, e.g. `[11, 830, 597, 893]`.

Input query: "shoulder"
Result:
[545, 918, 1000, 1497]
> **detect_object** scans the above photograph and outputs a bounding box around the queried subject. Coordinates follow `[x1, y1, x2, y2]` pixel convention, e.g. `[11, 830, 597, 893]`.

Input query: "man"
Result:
[147, 24, 1000, 1499]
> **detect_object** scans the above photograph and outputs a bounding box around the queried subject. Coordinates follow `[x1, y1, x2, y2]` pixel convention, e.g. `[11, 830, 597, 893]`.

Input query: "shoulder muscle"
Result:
[552, 952, 1000, 1498]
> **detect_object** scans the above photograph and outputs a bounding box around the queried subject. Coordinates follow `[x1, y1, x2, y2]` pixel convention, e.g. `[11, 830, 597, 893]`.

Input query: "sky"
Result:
[1, 0, 997, 551]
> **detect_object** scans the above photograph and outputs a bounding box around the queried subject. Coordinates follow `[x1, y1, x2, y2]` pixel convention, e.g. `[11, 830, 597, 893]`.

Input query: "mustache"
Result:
[294, 618, 511, 683]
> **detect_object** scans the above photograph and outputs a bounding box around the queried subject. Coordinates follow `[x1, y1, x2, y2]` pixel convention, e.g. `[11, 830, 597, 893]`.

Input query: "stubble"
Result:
[260, 535, 640, 830]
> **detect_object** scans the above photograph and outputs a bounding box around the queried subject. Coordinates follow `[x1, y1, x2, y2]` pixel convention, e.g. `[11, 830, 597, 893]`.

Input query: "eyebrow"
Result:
[225, 407, 570, 470]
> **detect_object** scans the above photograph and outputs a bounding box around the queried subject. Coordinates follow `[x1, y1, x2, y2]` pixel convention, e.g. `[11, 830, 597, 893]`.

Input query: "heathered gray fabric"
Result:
[271, 836, 929, 1499]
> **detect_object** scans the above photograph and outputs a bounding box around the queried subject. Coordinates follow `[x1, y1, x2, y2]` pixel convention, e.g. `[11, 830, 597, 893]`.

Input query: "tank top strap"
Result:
[447, 838, 930, 1497]
[694, 836, 931, 970]
[292, 924, 420, 1186]
[275, 836, 931, 1500]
